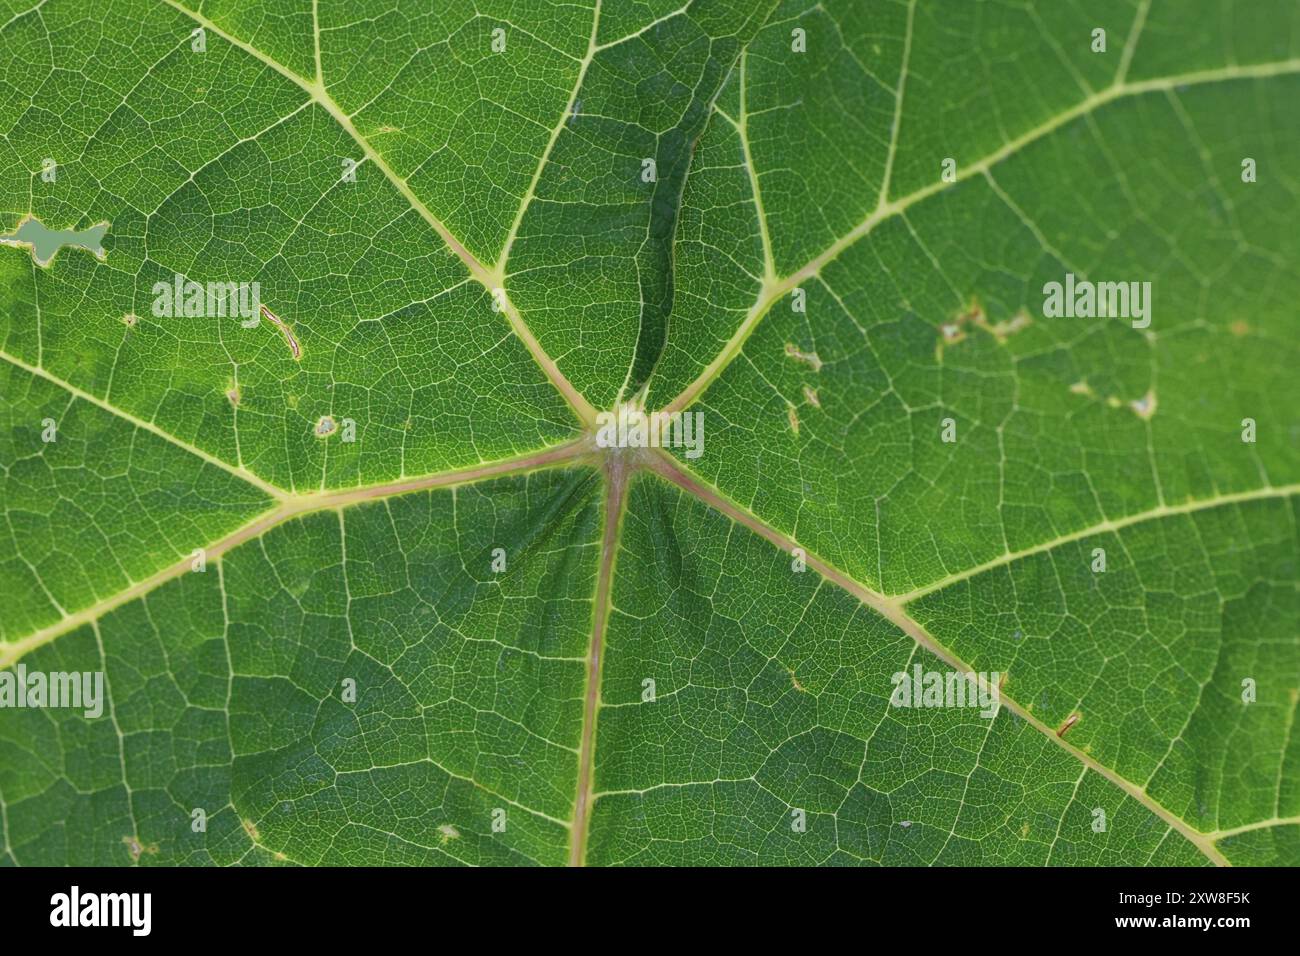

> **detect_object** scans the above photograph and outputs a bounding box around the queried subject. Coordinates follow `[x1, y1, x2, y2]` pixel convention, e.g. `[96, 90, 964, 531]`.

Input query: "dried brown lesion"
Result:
[1068, 379, 1157, 420]
[122, 835, 159, 861]
[1057, 713, 1080, 738]
[982, 309, 1033, 343]
[784, 342, 823, 372]
[937, 300, 1033, 352]
[260, 304, 301, 360]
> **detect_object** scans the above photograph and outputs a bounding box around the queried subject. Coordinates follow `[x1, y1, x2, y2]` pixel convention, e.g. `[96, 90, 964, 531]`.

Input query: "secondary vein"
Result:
[0, 439, 595, 667]
[661, 55, 1300, 417]
[646, 448, 1254, 867]
[160, 0, 597, 427]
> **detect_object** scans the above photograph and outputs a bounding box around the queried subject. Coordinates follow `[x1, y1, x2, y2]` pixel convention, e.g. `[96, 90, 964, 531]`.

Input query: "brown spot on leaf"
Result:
[938, 301, 984, 348]
[122, 835, 158, 861]
[939, 300, 1031, 348]
[242, 818, 260, 841]
[1057, 713, 1080, 737]
[984, 309, 1032, 343]
[315, 415, 337, 437]
[1230, 320, 1250, 337]
[784, 343, 823, 372]
[122, 313, 138, 327]
[260, 305, 301, 360]
[787, 405, 799, 434]
[802, 385, 821, 408]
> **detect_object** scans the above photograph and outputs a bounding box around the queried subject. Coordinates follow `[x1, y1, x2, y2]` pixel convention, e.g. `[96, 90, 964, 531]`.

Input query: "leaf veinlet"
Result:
[1, 0, 1296, 868]
[619, 14, 774, 401]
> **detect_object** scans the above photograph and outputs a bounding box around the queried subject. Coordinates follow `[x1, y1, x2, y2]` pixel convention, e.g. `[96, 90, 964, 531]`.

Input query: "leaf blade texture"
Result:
[0, 0, 1296, 867]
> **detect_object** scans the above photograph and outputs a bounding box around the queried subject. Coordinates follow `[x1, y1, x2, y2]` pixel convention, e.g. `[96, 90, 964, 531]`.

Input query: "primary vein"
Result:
[646, 449, 1237, 866]
[569, 449, 632, 866]
[0, 439, 594, 667]
[661, 55, 1300, 417]
[1, 348, 286, 500]
[161, 0, 597, 428]
[897, 482, 1300, 603]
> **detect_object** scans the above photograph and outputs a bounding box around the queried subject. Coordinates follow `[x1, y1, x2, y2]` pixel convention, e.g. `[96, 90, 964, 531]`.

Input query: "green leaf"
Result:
[0, 0, 1296, 867]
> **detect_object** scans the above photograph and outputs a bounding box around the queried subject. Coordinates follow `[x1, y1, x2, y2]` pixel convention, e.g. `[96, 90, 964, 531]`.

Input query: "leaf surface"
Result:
[0, 0, 1296, 866]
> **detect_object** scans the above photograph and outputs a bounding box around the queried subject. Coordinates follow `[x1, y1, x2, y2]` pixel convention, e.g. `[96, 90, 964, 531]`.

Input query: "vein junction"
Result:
[4, 1, 1297, 867]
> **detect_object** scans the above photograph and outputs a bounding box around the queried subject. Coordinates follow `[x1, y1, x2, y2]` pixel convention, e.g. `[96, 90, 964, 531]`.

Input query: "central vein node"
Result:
[593, 403, 705, 460]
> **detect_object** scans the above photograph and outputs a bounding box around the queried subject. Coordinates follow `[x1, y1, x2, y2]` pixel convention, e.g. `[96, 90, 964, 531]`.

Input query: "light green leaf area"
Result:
[0, 0, 580, 494]
[0, 0, 1296, 866]
[591, 476, 1210, 866]
[0, 360, 272, 642]
[1, 468, 600, 865]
